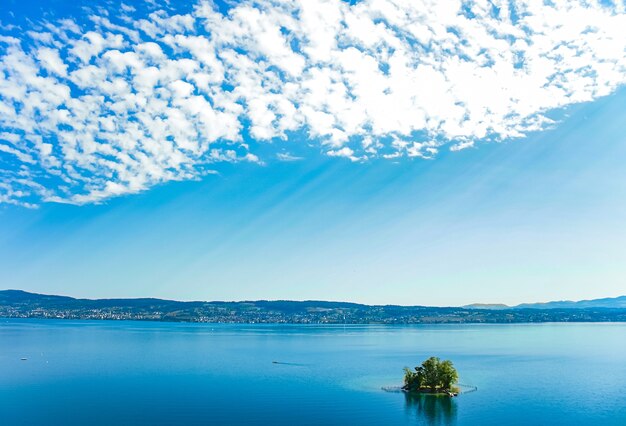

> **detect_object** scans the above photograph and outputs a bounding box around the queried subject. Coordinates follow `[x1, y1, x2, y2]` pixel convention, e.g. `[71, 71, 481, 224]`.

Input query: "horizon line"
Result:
[3, 289, 625, 309]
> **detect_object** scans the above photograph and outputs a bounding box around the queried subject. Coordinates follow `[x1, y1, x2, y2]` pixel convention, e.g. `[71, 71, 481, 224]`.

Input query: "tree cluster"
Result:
[403, 356, 459, 393]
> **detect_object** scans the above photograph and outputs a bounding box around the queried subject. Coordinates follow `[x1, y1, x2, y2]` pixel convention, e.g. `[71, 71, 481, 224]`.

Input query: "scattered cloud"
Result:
[0, 0, 624, 205]
[276, 152, 303, 162]
[327, 147, 361, 162]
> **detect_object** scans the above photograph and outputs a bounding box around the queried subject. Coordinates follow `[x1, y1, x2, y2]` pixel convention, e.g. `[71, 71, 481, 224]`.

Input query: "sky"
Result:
[0, 0, 625, 305]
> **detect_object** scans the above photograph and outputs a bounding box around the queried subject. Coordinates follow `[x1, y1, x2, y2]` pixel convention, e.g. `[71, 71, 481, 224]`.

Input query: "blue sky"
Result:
[0, 0, 625, 305]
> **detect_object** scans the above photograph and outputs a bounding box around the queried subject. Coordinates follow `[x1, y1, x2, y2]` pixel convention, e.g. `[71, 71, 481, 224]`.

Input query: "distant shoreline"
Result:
[1, 290, 626, 325]
[3, 317, 626, 326]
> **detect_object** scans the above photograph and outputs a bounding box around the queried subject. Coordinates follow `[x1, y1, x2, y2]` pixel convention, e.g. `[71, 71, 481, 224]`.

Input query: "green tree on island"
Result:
[403, 357, 459, 394]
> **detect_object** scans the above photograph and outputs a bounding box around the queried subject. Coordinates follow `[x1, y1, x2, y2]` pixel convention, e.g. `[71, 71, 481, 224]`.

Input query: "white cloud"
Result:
[36, 47, 68, 77]
[276, 152, 303, 162]
[327, 146, 361, 162]
[0, 0, 625, 205]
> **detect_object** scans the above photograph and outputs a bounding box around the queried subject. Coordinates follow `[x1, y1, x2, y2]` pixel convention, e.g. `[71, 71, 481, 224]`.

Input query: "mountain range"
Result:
[464, 295, 626, 310]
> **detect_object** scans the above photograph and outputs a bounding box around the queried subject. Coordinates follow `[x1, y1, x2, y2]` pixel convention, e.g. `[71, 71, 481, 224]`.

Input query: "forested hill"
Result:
[1, 290, 626, 324]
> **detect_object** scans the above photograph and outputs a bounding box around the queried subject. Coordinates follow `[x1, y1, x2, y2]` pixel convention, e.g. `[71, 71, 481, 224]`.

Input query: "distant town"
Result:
[2, 290, 626, 324]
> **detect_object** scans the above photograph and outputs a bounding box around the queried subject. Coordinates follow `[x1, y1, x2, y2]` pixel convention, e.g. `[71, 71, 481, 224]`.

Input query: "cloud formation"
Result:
[0, 0, 624, 205]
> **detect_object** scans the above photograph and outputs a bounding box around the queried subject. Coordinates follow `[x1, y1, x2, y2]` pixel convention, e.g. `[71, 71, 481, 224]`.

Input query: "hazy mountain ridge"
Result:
[515, 296, 626, 309]
[464, 295, 626, 310]
[462, 303, 510, 310]
[2, 290, 626, 324]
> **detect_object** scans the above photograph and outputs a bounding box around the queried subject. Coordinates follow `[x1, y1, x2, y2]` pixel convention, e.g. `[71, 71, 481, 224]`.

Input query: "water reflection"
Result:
[404, 393, 457, 426]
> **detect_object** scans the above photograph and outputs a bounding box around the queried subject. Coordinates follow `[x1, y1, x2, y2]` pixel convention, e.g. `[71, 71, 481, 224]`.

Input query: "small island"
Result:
[403, 356, 459, 397]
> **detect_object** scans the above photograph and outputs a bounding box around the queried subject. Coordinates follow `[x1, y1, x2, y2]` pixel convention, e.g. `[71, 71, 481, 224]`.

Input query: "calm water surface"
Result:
[1, 320, 625, 425]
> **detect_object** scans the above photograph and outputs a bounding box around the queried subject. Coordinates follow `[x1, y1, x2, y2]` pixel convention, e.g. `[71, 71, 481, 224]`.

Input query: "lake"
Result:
[1, 320, 625, 425]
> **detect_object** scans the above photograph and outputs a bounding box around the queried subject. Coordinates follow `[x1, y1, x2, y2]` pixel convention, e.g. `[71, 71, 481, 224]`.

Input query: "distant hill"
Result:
[1, 290, 626, 324]
[464, 295, 626, 310]
[463, 303, 510, 310]
[0, 290, 366, 311]
[515, 295, 626, 310]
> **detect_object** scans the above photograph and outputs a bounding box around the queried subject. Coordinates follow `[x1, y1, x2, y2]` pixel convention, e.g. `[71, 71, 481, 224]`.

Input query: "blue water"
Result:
[1, 320, 625, 425]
